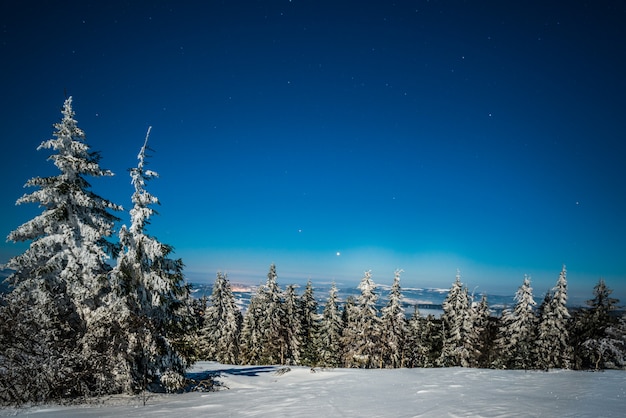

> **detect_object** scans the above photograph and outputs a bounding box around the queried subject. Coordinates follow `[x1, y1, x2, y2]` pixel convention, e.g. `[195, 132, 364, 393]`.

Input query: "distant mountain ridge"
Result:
[190, 282, 515, 317]
[0, 267, 611, 316]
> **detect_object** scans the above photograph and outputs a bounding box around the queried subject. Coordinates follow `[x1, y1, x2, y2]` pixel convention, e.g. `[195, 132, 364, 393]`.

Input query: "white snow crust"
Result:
[4, 362, 625, 417]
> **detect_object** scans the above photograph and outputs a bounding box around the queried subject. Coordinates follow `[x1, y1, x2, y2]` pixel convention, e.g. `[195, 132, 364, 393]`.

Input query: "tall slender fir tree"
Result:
[438, 271, 472, 367]
[319, 283, 343, 367]
[380, 269, 408, 368]
[239, 286, 265, 365]
[469, 295, 492, 367]
[283, 284, 303, 365]
[342, 271, 381, 368]
[298, 279, 320, 366]
[111, 127, 194, 391]
[536, 266, 572, 369]
[257, 264, 287, 364]
[495, 275, 537, 369]
[199, 272, 242, 364]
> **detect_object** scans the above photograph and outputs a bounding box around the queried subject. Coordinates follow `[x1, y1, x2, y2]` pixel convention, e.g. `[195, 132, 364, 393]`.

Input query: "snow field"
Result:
[6, 362, 625, 417]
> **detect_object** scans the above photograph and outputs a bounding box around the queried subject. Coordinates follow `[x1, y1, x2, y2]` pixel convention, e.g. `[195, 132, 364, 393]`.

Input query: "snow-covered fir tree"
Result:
[318, 282, 344, 367]
[571, 278, 620, 369]
[7, 97, 121, 312]
[536, 266, 572, 370]
[111, 128, 194, 391]
[469, 295, 493, 368]
[1, 97, 122, 402]
[404, 305, 428, 368]
[298, 279, 320, 366]
[239, 267, 292, 366]
[262, 264, 287, 364]
[239, 286, 265, 365]
[495, 275, 537, 369]
[340, 297, 361, 368]
[341, 271, 382, 368]
[438, 271, 473, 367]
[380, 269, 408, 368]
[282, 284, 303, 365]
[421, 314, 443, 367]
[199, 272, 242, 364]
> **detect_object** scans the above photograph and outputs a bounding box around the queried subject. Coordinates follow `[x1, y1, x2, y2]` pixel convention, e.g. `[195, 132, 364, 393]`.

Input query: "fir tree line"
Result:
[197, 265, 626, 372]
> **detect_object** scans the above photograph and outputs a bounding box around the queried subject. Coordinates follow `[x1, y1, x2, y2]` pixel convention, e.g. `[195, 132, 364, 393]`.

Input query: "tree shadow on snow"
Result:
[187, 365, 279, 382]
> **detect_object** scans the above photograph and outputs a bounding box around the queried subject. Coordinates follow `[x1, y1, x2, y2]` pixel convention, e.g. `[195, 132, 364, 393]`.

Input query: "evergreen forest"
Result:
[1, 99, 624, 406]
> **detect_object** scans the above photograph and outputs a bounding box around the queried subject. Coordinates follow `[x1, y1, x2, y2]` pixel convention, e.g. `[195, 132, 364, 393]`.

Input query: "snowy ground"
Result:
[3, 362, 625, 417]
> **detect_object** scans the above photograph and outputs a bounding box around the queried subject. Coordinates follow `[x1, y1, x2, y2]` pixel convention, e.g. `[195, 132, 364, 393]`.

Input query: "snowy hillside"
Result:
[7, 362, 625, 417]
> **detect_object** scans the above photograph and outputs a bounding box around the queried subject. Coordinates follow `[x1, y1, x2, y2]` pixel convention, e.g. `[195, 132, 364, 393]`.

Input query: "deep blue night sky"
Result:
[1, 1, 625, 303]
